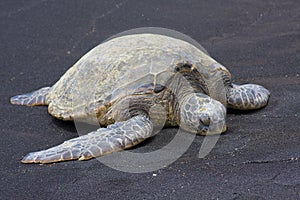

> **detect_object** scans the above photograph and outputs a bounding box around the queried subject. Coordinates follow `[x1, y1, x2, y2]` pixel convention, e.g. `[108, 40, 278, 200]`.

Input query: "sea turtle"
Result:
[10, 33, 270, 164]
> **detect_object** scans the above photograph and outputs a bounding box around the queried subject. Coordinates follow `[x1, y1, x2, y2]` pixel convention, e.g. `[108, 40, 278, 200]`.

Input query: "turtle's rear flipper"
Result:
[21, 114, 153, 164]
[10, 87, 51, 106]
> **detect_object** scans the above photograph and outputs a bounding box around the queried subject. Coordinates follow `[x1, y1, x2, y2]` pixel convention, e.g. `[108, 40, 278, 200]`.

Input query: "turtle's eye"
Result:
[199, 114, 211, 126]
[198, 113, 211, 133]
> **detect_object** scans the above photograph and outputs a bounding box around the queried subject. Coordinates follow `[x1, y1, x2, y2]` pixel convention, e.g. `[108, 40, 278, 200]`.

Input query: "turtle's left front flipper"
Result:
[227, 83, 270, 110]
[21, 114, 153, 164]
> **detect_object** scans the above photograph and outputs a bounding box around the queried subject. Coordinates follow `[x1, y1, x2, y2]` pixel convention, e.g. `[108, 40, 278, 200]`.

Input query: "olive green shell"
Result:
[47, 34, 230, 121]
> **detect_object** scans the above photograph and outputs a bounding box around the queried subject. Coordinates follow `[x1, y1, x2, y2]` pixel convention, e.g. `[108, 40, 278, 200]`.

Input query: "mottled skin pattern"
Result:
[22, 115, 152, 163]
[227, 84, 270, 110]
[10, 34, 270, 164]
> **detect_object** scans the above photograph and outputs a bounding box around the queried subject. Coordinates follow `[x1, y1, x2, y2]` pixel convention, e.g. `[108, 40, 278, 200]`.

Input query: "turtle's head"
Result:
[179, 93, 227, 135]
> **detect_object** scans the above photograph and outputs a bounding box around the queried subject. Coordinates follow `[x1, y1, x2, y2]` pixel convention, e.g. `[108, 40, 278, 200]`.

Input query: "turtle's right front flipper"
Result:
[10, 87, 51, 106]
[21, 114, 153, 164]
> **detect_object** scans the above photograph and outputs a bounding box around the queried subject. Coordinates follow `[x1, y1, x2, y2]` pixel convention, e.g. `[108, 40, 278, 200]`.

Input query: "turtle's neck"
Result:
[163, 72, 208, 124]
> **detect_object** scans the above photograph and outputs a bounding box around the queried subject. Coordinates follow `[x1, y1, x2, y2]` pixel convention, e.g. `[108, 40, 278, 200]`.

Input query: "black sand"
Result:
[1, 1, 299, 199]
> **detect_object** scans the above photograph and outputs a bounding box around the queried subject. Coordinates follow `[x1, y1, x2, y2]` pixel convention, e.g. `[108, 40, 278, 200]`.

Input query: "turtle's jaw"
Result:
[222, 124, 227, 133]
